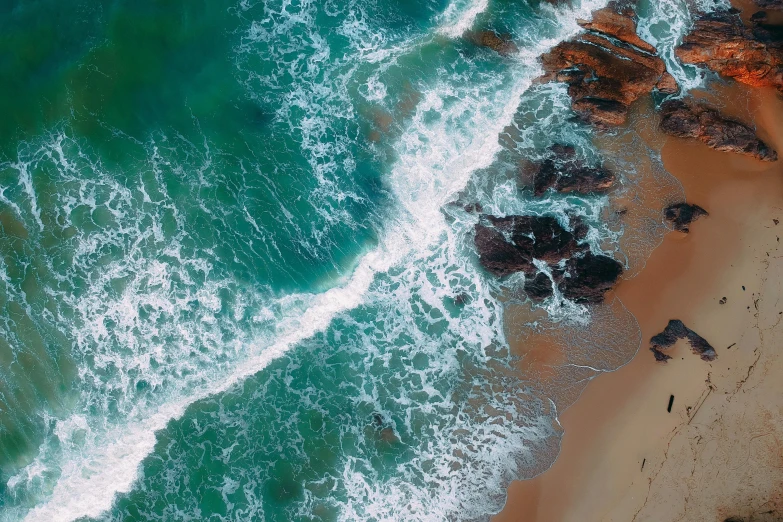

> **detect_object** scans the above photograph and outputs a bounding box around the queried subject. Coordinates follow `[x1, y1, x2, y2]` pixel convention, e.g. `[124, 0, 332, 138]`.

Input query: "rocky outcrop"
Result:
[557, 252, 624, 303]
[650, 319, 717, 362]
[659, 99, 778, 161]
[474, 215, 623, 303]
[676, 10, 783, 92]
[664, 203, 709, 233]
[531, 144, 617, 196]
[539, 2, 674, 125]
[473, 215, 582, 277]
[466, 30, 519, 56]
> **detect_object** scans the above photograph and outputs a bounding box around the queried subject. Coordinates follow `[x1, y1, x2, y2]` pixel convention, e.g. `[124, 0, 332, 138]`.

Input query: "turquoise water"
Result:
[0, 0, 702, 520]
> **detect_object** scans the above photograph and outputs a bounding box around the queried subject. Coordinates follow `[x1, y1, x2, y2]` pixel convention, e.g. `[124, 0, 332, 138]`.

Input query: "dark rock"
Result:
[664, 203, 709, 233]
[532, 145, 616, 196]
[751, 11, 769, 24]
[473, 215, 584, 277]
[557, 252, 624, 304]
[650, 346, 673, 362]
[659, 99, 778, 161]
[676, 10, 783, 92]
[650, 319, 718, 362]
[539, 3, 672, 125]
[466, 30, 519, 56]
[524, 272, 554, 301]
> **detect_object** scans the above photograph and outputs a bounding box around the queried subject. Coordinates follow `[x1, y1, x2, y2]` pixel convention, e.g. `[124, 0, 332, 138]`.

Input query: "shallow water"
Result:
[0, 0, 711, 520]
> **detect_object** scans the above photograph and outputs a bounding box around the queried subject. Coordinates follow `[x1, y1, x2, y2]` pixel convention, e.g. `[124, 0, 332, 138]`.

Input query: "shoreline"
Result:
[494, 83, 783, 521]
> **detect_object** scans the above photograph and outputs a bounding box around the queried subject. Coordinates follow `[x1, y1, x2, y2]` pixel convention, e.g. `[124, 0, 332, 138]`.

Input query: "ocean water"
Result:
[0, 0, 705, 520]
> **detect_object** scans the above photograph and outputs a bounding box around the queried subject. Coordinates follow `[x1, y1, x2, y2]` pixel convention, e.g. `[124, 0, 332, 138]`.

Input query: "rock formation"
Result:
[539, 1, 675, 125]
[659, 99, 778, 161]
[530, 144, 617, 196]
[650, 319, 717, 362]
[474, 215, 623, 303]
[664, 203, 709, 233]
[676, 9, 783, 92]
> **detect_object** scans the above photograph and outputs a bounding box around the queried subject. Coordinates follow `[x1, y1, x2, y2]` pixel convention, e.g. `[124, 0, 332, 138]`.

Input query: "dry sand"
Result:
[493, 85, 783, 522]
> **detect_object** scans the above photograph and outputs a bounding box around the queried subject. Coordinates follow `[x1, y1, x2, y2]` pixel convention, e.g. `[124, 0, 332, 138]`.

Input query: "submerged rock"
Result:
[676, 10, 783, 92]
[466, 30, 519, 56]
[664, 203, 709, 233]
[539, 2, 672, 125]
[659, 99, 778, 161]
[532, 144, 617, 196]
[754, 0, 783, 8]
[650, 319, 717, 362]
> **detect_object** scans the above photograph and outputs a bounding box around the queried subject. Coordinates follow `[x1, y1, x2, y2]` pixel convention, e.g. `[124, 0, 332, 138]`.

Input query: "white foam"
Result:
[13, 1, 619, 520]
[436, 0, 490, 38]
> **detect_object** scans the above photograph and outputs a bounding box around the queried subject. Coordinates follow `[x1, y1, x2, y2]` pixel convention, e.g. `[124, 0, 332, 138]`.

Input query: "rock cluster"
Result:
[474, 215, 623, 303]
[650, 319, 717, 362]
[664, 203, 709, 233]
[530, 144, 617, 196]
[676, 9, 783, 93]
[659, 99, 778, 161]
[539, 1, 674, 125]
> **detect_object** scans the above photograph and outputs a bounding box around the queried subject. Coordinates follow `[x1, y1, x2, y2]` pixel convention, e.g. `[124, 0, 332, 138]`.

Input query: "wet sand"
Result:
[494, 85, 783, 522]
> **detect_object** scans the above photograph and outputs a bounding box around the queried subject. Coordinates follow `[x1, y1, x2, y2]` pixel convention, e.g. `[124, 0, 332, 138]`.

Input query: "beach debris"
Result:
[667, 394, 675, 413]
[727, 343, 737, 349]
[465, 30, 519, 56]
[474, 214, 623, 303]
[676, 9, 783, 93]
[719, 297, 727, 304]
[538, 1, 675, 126]
[641, 458, 646, 471]
[528, 144, 616, 196]
[743, 285, 746, 291]
[664, 202, 709, 233]
[774, 218, 779, 225]
[649, 319, 718, 362]
[659, 99, 778, 161]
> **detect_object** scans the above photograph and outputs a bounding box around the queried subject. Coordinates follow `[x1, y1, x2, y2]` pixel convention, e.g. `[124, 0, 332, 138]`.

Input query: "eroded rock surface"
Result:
[659, 99, 778, 161]
[531, 144, 617, 196]
[539, 1, 673, 125]
[650, 319, 718, 362]
[664, 203, 709, 233]
[676, 9, 783, 92]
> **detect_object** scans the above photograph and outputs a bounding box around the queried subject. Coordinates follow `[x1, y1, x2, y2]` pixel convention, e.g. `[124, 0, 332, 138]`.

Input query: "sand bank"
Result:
[494, 84, 783, 522]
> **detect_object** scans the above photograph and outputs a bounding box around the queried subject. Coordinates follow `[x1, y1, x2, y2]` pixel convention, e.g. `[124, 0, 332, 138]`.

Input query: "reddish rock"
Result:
[659, 99, 778, 161]
[539, 3, 672, 125]
[664, 203, 709, 233]
[577, 5, 656, 53]
[466, 30, 519, 56]
[532, 144, 616, 196]
[676, 10, 783, 92]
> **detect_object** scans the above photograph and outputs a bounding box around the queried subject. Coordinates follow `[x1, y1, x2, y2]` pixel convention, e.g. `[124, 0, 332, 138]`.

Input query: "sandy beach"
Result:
[494, 82, 783, 522]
